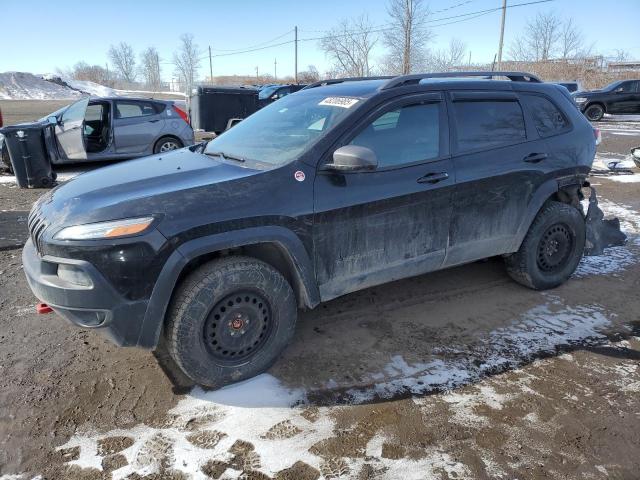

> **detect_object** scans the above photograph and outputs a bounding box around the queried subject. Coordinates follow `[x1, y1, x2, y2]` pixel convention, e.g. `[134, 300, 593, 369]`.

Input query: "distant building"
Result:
[607, 61, 640, 73]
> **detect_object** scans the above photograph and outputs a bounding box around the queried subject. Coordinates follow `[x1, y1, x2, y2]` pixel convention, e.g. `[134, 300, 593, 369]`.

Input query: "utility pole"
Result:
[208, 46, 213, 83]
[496, 0, 507, 71]
[468, 51, 472, 67]
[274, 58, 277, 80]
[255, 66, 259, 81]
[294, 26, 298, 84]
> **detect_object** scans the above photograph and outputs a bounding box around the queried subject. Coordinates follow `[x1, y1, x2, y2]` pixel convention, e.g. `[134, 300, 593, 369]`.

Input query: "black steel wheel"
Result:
[164, 256, 297, 388]
[536, 223, 574, 273]
[204, 291, 273, 363]
[505, 201, 585, 290]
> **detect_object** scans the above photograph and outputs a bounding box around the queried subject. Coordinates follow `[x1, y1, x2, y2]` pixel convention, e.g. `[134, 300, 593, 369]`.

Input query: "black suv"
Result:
[23, 72, 596, 388]
[573, 79, 640, 121]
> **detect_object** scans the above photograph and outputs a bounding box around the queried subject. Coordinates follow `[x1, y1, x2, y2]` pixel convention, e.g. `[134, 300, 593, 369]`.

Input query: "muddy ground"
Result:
[0, 106, 639, 480]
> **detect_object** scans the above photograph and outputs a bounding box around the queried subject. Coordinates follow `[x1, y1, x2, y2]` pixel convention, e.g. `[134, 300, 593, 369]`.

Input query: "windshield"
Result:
[258, 85, 280, 99]
[204, 91, 361, 166]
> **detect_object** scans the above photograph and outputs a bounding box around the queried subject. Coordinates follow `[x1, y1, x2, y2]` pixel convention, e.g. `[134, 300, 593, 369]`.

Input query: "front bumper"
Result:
[22, 238, 149, 346]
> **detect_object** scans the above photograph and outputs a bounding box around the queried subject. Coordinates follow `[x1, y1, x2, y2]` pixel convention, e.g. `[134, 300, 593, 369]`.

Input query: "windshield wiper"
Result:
[205, 151, 246, 163]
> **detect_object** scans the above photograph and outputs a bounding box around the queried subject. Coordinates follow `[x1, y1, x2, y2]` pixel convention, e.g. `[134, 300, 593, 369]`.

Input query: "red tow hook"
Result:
[36, 303, 53, 314]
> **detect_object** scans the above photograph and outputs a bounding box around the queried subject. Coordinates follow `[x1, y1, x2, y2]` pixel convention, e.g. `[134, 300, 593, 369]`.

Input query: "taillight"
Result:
[593, 127, 601, 146]
[172, 105, 189, 124]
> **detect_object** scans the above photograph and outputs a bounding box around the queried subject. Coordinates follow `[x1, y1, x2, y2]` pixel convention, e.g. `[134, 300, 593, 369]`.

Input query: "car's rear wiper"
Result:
[205, 151, 245, 163]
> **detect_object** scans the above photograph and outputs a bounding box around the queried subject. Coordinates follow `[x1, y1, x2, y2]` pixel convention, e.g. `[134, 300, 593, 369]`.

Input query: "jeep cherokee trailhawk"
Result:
[23, 72, 597, 387]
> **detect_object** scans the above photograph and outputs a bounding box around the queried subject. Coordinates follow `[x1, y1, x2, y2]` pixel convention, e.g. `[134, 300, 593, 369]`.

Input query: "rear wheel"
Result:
[584, 104, 605, 122]
[154, 136, 183, 154]
[164, 256, 297, 388]
[505, 201, 585, 290]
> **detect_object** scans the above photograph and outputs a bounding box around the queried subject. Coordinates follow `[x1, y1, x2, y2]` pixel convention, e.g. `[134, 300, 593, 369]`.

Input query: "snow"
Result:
[607, 173, 640, 183]
[60, 77, 117, 97]
[0, 72, 82, 100]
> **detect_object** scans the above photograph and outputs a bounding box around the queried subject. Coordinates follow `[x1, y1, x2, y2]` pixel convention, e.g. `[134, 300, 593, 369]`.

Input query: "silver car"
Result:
[42, 97, 194, 164]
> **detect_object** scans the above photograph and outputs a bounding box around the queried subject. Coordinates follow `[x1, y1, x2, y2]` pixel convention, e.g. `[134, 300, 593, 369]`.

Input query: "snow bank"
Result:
[0, 72, 82, 100]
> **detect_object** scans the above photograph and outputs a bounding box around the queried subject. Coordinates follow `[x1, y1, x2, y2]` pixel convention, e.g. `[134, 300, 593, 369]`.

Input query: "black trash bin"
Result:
[0, 123, 55, 188]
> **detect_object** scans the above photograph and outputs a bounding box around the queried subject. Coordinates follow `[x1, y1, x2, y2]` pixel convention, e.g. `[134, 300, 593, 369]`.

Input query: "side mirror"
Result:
[47, 116, 58, 125]
[324, 145, 378, 172]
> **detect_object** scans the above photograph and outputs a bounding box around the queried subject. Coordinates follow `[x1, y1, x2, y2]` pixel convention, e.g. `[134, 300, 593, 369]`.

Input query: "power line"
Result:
[208, 29, 294, 52]
[195, 0, 554, 61]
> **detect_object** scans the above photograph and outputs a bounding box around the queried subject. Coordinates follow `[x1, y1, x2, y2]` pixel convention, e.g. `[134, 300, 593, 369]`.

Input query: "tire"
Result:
[584, 104, 605, 122]
[164, 256, 297, 388]
[505, 201, 585, 290]
[1, 147, 13, 174]
[154, 136, 183, 154]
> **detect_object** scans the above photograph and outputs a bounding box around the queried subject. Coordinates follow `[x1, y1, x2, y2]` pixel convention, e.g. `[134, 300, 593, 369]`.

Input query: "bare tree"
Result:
[108, 42, 137, 83]
[140, 47, 162, 90]
[613, 49, 630, 62]
[426, 38, 467, 72]
[319, 15, 377, 77]
[383, 0, 434, 74]
[173, 34, 201, 94]
[508, 12, 562, 61]
[298, 65, 321, 83]
[70, 62, 110, 84]
[559, 18, 583, 59]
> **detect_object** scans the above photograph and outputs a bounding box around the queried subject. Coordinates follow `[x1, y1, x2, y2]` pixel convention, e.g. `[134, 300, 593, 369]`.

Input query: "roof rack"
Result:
[380, 71, 542, 90]
[303, 76, 394, 90]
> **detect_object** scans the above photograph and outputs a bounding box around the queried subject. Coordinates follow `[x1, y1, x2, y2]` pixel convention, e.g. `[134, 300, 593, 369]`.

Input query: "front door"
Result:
[609, 81, 640, 114]
[113, 100, 164, 154]
[444, 91, 546, 267]
[54, 98, 89, 160]
[313, 93, 454, 301]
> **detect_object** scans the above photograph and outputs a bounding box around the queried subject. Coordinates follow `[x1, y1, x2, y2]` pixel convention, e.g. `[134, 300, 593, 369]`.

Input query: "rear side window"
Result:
[521, 94, 568, 137]
[349, 103, 440, 168]
[116, 101, 157, 119]
[452, 100, 526, 152]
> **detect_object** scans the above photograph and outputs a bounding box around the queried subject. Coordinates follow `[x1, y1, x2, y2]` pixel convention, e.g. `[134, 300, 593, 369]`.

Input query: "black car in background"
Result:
[258, 84, 306, 107]
[573, 79, 640, 121]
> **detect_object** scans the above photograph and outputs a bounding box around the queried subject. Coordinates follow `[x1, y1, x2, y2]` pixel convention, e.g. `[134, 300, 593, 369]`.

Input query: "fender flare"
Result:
[136, 226, 319, 348]
[508, 179, 559, 252]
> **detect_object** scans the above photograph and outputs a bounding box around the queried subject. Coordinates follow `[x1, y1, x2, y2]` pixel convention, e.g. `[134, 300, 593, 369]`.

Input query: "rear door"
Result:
[444, 90, 546, 266]
[313, 93, 454, 300]
[113, 100, 164, 154]
[54, 98, 89, 160]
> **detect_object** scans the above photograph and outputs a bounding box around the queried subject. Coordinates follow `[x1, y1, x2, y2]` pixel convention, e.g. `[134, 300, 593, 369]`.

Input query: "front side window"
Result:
[453, 100, 526, 152]
[616, 81, 637, 93]
[348, 103, 440, 168]
[116, 101, 156, 119]
[521, 94, 568, 137]
[204, 91, 359, 166]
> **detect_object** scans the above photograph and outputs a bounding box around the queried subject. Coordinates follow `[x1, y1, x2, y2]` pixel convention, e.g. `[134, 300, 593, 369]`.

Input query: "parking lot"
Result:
[0, 104, 639, 479]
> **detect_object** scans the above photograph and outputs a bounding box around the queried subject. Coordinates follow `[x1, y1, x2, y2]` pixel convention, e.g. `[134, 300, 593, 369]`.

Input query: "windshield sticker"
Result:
[319, 97, 359, 108]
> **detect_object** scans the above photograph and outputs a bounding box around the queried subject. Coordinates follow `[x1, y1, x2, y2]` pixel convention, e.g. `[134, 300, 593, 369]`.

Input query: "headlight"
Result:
[574, 97, 587, 104]
[54, 216, 155, 240]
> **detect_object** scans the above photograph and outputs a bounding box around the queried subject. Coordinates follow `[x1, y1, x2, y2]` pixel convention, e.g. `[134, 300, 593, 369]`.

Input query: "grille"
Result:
[27, 206, 48, 255]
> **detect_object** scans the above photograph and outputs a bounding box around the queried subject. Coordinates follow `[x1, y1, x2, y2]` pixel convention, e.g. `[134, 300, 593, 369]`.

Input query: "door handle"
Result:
[148, 119, 161, 123]
[523, 153, 548, 163]
[417, 172, 449, 184]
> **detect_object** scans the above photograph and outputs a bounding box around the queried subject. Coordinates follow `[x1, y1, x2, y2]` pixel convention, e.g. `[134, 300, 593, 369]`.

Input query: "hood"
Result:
[35, 148, 259, 230]
[573, 89, 605, 97]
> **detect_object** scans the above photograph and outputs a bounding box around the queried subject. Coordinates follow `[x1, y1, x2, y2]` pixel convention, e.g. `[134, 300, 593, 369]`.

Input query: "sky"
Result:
[0, 0, 638, 81]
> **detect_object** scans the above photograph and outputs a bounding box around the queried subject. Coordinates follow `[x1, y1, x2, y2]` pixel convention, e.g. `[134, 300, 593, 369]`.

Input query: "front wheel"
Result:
[164, 256, 297, 388]
[584, 104, 605, 122]
[505, 201, 585, 290]
[154, 136, 183, 154]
